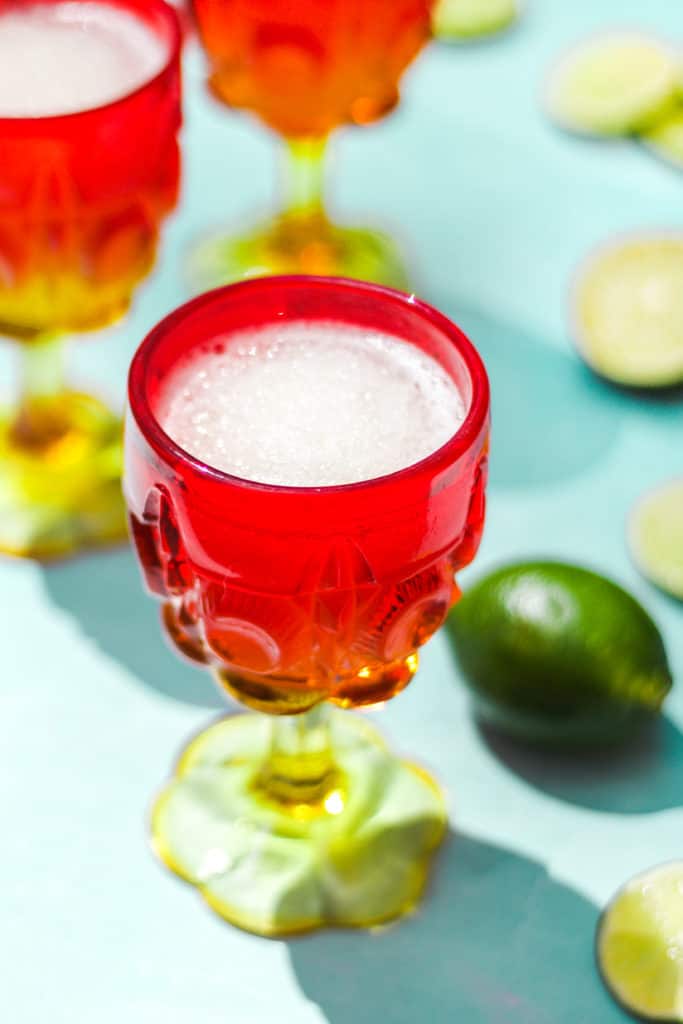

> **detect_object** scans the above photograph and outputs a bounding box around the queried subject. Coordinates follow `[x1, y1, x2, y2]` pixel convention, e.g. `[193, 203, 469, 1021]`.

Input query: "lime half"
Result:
[573, 234, 683, 389]
[629, 479, 683, 600]
[641, 107, 683, 170]
[545, 32, 679, 137]
[432, 0, 518, 41]
[598, 862, 683, 1021]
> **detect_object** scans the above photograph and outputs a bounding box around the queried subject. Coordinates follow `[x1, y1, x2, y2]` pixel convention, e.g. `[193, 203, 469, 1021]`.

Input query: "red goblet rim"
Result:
[0, 0, 182, 126]
[128, 275, 490, 497]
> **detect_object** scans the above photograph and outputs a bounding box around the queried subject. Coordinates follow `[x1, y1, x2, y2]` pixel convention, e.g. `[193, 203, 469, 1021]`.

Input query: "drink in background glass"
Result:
[0, 0, 181, 558]
[125, 276, 490, 936]
[189, 0, 434, 290]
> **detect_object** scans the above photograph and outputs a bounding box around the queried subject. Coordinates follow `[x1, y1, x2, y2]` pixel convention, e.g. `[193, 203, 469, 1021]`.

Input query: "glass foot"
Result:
[187, 211, 410, 293]
[152, 710, 446, 936]
[0, 392, 126, 559]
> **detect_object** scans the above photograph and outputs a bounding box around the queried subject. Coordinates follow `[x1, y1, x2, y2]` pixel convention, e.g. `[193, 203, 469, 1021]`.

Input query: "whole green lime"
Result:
[446, 561, 672, 745]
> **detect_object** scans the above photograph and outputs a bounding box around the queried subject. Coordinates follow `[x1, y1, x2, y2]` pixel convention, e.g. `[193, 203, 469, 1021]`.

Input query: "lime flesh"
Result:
[432, 0, 518, 40]
[446, 561, 672, 745]
[573, 235, 683, 388]
[641, 107, 683, 170]
[545, 32, 679, 137]
[629, 479, 683, 600]
[598, 862, 683, 1021]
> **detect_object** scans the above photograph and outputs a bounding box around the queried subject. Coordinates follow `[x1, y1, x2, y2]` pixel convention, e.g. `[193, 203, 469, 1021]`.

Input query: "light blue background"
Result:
[1, 2, 682, 1021]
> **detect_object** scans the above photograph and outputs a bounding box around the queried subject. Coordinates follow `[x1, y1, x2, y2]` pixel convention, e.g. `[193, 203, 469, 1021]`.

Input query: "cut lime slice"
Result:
[432, 0, 518, 41]
[572, 234, 683, 388]
[641, 106, 683, 170]
[597, 862, 683, 1021]
[629, 479, 683, 600]
[545, 32, 679, 136]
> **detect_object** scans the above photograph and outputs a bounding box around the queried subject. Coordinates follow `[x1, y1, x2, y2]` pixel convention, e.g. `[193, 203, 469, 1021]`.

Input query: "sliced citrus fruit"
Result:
[572, 234, 683, 388]
[432, 0, 518, 41]
[545, 32, 679, 136]
[598, 862, 683, 1021]
[629, 479, 683, 600]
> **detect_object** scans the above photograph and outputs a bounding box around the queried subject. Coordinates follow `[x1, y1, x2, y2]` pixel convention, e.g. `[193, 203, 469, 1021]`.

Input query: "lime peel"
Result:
[629, 479, 683, 600]
[598, 862, 683, 1021]
[545, 31, 679, 137]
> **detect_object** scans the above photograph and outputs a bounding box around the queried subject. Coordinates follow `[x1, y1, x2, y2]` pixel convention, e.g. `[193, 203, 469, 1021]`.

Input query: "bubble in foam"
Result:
[160, 321, 467, 488]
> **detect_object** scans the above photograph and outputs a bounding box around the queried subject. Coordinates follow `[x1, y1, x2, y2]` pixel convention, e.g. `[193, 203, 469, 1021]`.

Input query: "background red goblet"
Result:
[0, 0, 181, 558]
[188, 0, 435, 290]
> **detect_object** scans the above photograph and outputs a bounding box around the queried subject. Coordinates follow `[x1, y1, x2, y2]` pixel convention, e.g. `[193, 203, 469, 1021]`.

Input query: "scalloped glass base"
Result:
[152, 710, 446, 936]
[187, 210, 410, 294]
[0, 392, 126, 559]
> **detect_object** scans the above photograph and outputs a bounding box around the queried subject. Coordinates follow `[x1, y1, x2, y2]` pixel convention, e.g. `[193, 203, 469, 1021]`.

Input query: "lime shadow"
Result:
[478, 716, 683, 814]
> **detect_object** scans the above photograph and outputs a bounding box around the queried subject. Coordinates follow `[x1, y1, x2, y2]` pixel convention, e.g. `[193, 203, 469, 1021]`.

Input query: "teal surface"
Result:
[1, 2, 682, 1021]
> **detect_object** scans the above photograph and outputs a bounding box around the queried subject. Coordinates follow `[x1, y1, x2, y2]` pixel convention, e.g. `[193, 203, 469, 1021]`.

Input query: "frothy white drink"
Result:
[160, 321, 466, 488]
[0, 2, 168, 117]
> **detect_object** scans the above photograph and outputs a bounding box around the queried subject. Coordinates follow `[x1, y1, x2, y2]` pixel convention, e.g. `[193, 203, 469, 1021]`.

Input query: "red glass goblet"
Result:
[188, 0, 434, 290]
[125, 275, 490, 935]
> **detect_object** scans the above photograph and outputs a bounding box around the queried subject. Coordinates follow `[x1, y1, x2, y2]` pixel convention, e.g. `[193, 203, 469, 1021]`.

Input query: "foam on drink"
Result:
[160, 321, 467, 488]
[0, 2, 167, 117]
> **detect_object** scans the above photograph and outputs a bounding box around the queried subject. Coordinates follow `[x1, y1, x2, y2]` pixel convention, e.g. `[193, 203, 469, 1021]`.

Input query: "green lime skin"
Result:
[446, 561, 672, 746]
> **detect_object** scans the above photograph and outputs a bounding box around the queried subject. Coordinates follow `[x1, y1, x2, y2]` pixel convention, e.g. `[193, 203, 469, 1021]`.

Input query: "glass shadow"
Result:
[40, 547, 224, 709]
[288, 830, 628, 1023]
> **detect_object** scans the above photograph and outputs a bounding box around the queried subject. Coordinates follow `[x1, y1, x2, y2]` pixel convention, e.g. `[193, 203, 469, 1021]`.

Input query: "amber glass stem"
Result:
[258, 704, 338, 807]
[283, 137, 329, 217]
[11, 334, 66, 450]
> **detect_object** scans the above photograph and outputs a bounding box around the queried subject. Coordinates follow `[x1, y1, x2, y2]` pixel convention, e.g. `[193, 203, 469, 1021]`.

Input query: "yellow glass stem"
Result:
[22, 334, 64, 398]
[0, 330, 126, 559]
[11, 334, 67, 451]
[283, 137, 328, 217]
[187, 135, 409, 292]
[257, 704, 338, 808]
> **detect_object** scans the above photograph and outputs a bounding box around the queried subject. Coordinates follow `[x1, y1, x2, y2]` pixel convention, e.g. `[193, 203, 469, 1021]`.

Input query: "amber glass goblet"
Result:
[189, 0, 434, 291]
